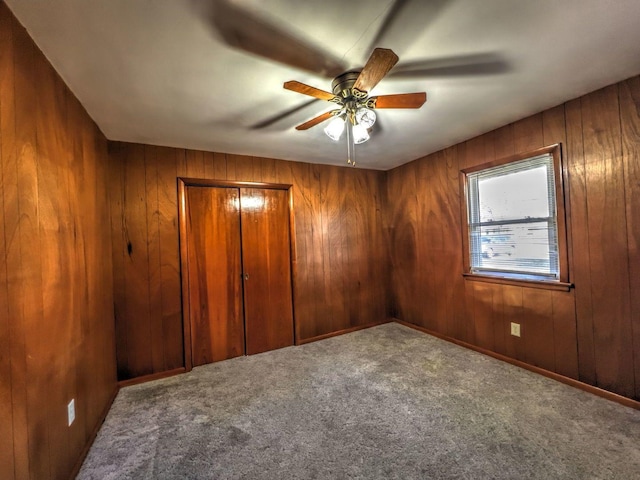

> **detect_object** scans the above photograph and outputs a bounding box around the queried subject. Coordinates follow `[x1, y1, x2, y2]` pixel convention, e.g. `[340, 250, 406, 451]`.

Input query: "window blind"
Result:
[466, 153, 559, 279]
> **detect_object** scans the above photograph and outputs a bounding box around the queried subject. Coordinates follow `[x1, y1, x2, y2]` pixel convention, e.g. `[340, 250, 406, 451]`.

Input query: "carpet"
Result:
[77, 323, 640, 479]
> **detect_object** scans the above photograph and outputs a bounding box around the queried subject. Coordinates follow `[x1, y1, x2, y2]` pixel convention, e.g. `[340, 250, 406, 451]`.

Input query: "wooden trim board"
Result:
[118, 367, 186, 388]
[297, 319, 393, 345]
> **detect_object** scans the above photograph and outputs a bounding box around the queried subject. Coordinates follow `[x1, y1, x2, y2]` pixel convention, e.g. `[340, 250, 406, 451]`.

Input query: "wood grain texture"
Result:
[370, 169, 391, 322]
[283, 80, 335, 101]
[186, 149, 205, 179]
[542, 105, 579, 380]
[295, 110, 335, 131]
[178, 182, 296, 362]
[511, 113, 556, 374]
[203, 151, 215, 178]
[581, 85, 634, 397]
[320, 166, 347, 333]
[35, 39, 74, 478]
[213, 152, 227, 179]
[157, 147, 184, 371]
[14, 20, 49, 479]
[301, 164, 322, 338]
[373, 92, 426, 109]
[502, 285, 525, 362]
[241, 187, 295, 354]
[110, 143, 129, 379]
[386, 163, 419, 323]
[353, 48, 399, 93]
[289, 162, 312, 338]
[342, 168, 359, 327]
[123, 143, 153, 378]
[112, 145, 390, 380]
[551, 290, 578, 379]
[414, 156, 436, 331]
[0, 4, 18, 478]
[443, 146, 466, 340]
[564, 98, 596, 385]
[145, 146, 165, 373]
[387, 75, 640, 401]
[620, 77, 640, 399]
[185, 186, 245, 364]
[231, 154, 255, 182]
[0, 3, 117, 479]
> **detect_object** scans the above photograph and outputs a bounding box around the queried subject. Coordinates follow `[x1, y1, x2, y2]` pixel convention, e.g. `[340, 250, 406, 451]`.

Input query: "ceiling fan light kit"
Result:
[285, 48, 427, 167]
[323, 116, 345, 141]
[352, 123, 370, 145]
[355, 107, 376, 129]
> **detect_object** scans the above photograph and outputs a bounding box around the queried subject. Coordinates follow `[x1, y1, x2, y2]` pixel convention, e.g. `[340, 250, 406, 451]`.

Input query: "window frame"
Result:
[459, 144, 572, 291]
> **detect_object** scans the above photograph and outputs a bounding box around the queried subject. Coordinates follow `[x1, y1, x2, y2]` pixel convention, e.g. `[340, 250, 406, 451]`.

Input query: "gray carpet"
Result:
[78, 323, 640, 479]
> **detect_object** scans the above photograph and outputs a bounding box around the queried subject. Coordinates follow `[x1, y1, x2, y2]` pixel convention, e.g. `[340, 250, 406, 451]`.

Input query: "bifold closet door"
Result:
[186, 186, 245, 366]
[240, 188, 294, 355]
[184, 184, 294, 367]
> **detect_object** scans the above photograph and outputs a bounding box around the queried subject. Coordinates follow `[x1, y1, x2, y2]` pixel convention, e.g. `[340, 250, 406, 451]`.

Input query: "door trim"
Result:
[177, 178, 298, 372]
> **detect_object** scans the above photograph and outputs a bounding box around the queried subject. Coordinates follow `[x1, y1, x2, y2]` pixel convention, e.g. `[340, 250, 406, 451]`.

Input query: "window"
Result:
[460, 144, 570, 289]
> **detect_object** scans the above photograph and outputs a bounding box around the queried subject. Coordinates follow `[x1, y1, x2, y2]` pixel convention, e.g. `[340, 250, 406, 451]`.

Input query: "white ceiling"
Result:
[6, 0, 640, 170]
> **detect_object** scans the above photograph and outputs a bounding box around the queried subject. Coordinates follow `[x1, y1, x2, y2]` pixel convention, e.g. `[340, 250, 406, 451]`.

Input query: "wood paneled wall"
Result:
[109, 144, 390, 380]
[0, 3, 117, 479]
[387, 76, 640, 401]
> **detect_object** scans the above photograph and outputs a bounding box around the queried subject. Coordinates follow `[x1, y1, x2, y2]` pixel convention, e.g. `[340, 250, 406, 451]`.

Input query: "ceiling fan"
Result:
[284, 48, 426, 166]
[202, 0, 510, 166]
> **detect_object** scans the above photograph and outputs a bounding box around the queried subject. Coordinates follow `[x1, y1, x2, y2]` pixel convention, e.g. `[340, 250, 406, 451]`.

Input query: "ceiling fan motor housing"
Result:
[331, 71, 365, 100]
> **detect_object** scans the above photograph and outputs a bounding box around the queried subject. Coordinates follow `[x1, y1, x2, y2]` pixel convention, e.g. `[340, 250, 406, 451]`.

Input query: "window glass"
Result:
[466, 153, 559, 280]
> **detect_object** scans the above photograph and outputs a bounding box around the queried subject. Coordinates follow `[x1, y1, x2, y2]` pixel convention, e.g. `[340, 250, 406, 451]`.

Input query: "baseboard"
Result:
[297, 319, 393, 345]
[395, 319, 640, 411]
[68, 385, 119, 480]
[118, 367, 186, 388]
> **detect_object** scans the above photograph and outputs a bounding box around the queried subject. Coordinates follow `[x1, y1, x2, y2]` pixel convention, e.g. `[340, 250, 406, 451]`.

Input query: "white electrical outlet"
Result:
[67, 399, 75, 426]
[510, 322, 521, 337]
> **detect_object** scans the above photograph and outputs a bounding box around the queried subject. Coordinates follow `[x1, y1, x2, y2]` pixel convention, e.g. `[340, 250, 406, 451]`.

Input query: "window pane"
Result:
[478, 165, 549, 222]
[471, 222, 557, 276]
[465, 151, 562, 281]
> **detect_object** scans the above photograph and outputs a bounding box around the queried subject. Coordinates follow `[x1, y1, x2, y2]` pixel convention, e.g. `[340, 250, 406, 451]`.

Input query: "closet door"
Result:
[240, 188, 294, 354]
[186, 186, 245, 366]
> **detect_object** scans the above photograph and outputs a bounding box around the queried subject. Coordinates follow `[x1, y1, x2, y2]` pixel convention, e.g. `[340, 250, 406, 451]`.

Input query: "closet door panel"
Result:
[240, 188, 294, 354]
[186, 186, 245, 365]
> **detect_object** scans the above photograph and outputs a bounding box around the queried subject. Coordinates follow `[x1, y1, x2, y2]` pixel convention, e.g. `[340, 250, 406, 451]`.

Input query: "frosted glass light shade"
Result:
[355, 107, 376, 128]
[324, 117, 345, 141]
[352, 123, 370, 144]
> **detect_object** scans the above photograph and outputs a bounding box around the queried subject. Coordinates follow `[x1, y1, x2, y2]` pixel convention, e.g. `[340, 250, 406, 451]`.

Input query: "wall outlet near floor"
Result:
[510, 322, 521, 337]
[67, 399, 75, 426]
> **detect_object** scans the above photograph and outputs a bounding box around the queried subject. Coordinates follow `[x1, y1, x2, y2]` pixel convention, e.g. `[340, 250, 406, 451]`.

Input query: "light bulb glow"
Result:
[324, 116, 345, 141]
[352, 123, 370, 144]
[355, 107, 376, 128]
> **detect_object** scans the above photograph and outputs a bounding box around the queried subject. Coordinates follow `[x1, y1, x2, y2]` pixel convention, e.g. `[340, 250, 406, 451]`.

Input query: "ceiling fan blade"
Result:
[284, 81, 336, 101]
[251, 99, 319, 130]
[353, 48, 399, 93]
[367, 0, 450, 56]
[210, 0, 346, 78]
[390, 53, 510, 79]
[372, 92, 427, 109]
[295, 111, 338, 130]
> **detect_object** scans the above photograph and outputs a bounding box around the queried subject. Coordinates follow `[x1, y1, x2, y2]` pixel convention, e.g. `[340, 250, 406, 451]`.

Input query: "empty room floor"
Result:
[78, 323, 640, 479]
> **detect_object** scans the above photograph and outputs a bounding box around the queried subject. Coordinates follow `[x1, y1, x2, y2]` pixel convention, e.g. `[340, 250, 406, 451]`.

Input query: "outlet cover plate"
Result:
[67, 399, 75, 426]
[510, 322, 521, 337]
